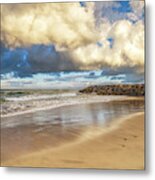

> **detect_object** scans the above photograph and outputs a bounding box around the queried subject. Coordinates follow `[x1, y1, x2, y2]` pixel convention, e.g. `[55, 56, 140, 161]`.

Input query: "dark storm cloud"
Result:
[0, 42, 80, 77]
[0, 42, 32, 77]
[26, 45, 79, 73]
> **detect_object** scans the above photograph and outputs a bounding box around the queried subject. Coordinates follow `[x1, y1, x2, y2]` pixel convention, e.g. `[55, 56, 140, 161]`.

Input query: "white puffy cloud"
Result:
[1, 1, 144, 73]
[70, 20, 144, 70]
[1, 3, 97, 49]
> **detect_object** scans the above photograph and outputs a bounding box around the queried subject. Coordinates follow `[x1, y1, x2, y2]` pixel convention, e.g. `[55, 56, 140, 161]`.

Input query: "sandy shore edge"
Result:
[1, 96, 144, 118]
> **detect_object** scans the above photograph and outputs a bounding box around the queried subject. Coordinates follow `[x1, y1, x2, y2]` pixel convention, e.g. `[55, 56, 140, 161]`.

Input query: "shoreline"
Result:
[1, 95, 144, 118]
[2, 112, 144, 169]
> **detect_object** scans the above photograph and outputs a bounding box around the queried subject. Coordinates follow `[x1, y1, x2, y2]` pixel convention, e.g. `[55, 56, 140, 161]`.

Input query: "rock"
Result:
[79, 84, 145, 96]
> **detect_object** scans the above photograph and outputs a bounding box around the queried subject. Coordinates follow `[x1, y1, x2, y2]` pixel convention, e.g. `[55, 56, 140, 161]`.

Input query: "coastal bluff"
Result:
[79, 84, 145, 96]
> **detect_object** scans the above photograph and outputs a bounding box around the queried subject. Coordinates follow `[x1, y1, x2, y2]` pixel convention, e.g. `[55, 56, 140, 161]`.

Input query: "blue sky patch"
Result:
[107, 38, 114, 49]
[113, 1, 132, 13]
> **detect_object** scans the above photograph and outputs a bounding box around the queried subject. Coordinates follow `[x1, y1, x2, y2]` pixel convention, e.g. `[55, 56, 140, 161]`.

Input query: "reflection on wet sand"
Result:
[1, 99, 144, 163]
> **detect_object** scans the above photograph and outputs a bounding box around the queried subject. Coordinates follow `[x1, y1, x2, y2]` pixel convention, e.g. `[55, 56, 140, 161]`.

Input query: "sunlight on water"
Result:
[2, 100, 144, 128]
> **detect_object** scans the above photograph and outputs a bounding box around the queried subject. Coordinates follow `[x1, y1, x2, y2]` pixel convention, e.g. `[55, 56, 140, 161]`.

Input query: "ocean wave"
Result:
[5, 93, 77, 102]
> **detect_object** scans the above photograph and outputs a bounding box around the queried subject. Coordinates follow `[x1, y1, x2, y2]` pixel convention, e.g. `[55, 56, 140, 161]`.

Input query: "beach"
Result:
[1, 113, 144, 169]
[1, 95, 144, 169]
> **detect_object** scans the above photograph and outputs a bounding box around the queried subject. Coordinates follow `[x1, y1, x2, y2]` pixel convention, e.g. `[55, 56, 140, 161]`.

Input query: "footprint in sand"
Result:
[123, 137, 128, 141]
[121, 144, 126, 148]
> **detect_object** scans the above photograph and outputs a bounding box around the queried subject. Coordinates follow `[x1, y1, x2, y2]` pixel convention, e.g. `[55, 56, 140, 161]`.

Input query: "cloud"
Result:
[1, 43, 81, 76]
[1, 3, 97, 49]
[70, 20, 144, 70]
[1, 1, 145, 80]
[130, 0, 144, 18]
[94, 1, 132, 24]
[1, 70, 143, 89]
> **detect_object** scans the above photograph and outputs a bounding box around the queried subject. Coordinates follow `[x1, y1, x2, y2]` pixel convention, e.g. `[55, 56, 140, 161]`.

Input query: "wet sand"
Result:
[1, 94, 143, 118]
[2, 112, 144, 169]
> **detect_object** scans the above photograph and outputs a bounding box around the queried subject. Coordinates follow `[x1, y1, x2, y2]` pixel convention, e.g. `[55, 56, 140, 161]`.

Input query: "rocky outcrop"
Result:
[79, 84, 145, 96]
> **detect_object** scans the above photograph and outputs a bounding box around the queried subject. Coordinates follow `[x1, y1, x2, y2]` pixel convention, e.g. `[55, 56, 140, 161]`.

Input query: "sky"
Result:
[0, 0, 145, 89]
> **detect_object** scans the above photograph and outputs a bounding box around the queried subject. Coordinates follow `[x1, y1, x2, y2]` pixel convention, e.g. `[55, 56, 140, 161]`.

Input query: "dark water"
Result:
[1, 99, 144, 162]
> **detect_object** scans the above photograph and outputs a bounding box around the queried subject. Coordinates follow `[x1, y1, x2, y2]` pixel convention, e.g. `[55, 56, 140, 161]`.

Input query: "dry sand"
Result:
[2, 112, 144, 170]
